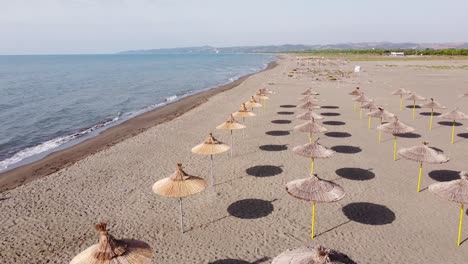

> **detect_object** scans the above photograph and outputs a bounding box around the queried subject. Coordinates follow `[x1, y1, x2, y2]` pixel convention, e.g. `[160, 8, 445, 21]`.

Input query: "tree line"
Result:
[294, 49, 468, 56]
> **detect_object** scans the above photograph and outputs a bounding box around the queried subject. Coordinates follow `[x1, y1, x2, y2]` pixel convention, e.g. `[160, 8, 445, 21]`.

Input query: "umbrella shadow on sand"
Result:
[277, 111, 295, 115]
[428, 170, 461, 182]
[336, 168, 375, 181]
[280, 104, 296, 108]
[321, 112, 341, 117]
[438, 121, 463, 127]
[227, 199, 276, 219]
[342, 202, 396, 225]
[323, 121, 346, 126]
[259, 144, 288, 152]
[406, 105, 421, 109]
[331, 145, 362, 154]
[209, 257, 269, 264]
[321, 105, 340, 109]
[420, 112, 442, 116]
[325, 132, 352, 138]
[271, 119, 292, 124]
[395, 132, 421, 138]
[246, 165, 283, 177]
[265, 130, 291, 136]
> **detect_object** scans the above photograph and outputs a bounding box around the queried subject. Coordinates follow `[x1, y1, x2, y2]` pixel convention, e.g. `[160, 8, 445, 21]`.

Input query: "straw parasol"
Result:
[405, 93, 426, 120]
[299, 95, 320, 103]
[286, 174, 345, 239]
[152, 163, 207, 232]
[191, 133, 230, 186]
[70, 223, 153, 264]
[244, 96, 262, 111]
[297, 110, 325, 121]
[299, 100, 321, 110]
[361, 101, 379, 129]
[261, 87, 274, 94]
[368, 107, 395, 143]
[420, 98, 447, 130]
[438, 108, 468, 144]
[216, 114, 246, 157]
[392, 88, 410, 110]
[349, 87, 362, 111]
[294, 118, 328, 143]
[255, 89, 270, 111]
[302, 88, 320, 96]
[233, 103, 256, 137]
[293, 138, 335, 174]
[353, 93, 372, 119]
[377, 116, 415, 160]
[272, 245, 353, 264]
[429, 171, 468, 246]
[398, 142, 449, 192]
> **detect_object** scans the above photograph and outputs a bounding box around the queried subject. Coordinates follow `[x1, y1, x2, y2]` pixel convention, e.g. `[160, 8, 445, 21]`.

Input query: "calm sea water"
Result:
[0, 54, 276, 171]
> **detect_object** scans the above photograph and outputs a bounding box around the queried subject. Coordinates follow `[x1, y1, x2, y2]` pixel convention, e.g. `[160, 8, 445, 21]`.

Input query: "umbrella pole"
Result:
[417, 162, 423, 192]
[242, 117, 245, 138]
[412, 100, 416, 120]
[451, 120, 456, 144]
[458, 204, 464, 246]
[393, 136, 397, 161]
[179, 198, 184, 233]
[230, 130, 233, 158]
[309, 132, 313, 143]
[359, 103, 363, 119]
[310, 158, 315, 174]
[400, 95, 403, 110]
[429, 108, 434, 130]
[368, 116, 371, 129]
[311, 202, 316, 240]
[210, 155, 214, 186]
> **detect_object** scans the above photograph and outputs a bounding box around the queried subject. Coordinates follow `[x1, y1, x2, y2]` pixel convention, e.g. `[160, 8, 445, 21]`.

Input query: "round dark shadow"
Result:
[321, 106, 340, 109]
[396, 133, 421, 138]
[457, 133, 468, 139]
[259, 144, 288, 151]
[325, 132, 351, 138]
[277, 111, 294, 115]
[271, 119, 292, 124]
[246, 165, 283, 177]
[420, 112, 441, 116]
[331, 145, 361, 154]
[336, 168, 375, 181]
[321, 112, 341, 117]
[280, 105, 296, 108]
[428, 170, 460, 182]
[323, 121, 346, 126]
[342, 202, 395, 225]
[438, 121, 463, 127]
[266, 130, 290, 136]
[227, 199, 273, 219]
[406, 105, 421, 109]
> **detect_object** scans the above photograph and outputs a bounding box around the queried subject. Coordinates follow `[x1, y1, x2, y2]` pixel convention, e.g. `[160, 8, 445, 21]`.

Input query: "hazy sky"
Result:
[1, 0, 468, 54]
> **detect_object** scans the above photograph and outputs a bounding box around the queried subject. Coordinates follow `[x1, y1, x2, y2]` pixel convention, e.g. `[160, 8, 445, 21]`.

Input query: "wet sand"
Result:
[1, 55, 468, 263]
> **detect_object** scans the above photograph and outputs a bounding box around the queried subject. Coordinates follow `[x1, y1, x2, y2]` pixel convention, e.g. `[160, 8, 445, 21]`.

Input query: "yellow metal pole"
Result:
[359, 106, 363, 119]
[417, 162, 423, 192]
[412, 100, 416, 120]
[458, 204, 464, 246]
[309, 132, 313, 143]
[400, 95, 403, 110]
[393, 136, 397, 161]
[311, 202, 316, 240]
[429, 109, 434, 130]
[310, 158, 315, 174]
[368, 116, 371, 129]
[451, 120, 456, 144]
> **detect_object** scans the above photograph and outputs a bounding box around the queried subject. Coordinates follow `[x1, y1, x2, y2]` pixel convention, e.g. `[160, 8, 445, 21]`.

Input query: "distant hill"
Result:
[118, 42, 468, 54]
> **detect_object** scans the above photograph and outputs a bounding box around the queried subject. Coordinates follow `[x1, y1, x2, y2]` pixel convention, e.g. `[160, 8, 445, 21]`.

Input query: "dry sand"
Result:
[1, 55, 468, 263]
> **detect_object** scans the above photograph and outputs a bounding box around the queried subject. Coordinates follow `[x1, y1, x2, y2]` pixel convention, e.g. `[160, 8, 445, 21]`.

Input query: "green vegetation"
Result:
[293, 49, 468, 56]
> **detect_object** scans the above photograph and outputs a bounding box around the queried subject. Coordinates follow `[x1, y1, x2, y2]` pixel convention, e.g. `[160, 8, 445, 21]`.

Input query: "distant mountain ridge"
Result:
[118, 42, 468, 54]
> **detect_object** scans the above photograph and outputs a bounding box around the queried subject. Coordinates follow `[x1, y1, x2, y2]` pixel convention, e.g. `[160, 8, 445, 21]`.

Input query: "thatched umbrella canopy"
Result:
[405, 93, 426, 120]
[70, 223, 153, 264]
[293, 138, 335, 173]
[438, 108, 468, 144]
[420, 98, 446, 130]
[361, 101, 379, 129]
[353, 93, 372, 119]
[368, 107, 395, 141]
[297, 110, 325, 121]
[299, 100, 321, 110]
[299, 95, 320, 103]
[398, 142, 449, 192]
[255, 89, 269, 110]
[294, 118, 328, 142]
[302, 88, 320, 96]
[272, 245, 354, 264]
[233, 103, 256, 120]
[216, 114, 246, 157]
[429, 171, 468, 246]
[377, 116, 415, 160]
[153, 163, 207, 232]
[260, 87, 274, 94]
[244, 96, 262, 110]
[286, 174, 345, 239]
[349, 87, 362, 111]
[392, 88, 410, 110]
[191, 133, 230, 186]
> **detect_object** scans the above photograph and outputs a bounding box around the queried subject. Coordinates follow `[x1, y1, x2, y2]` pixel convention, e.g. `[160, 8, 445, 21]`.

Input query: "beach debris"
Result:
[70, 223, 153, 264]
[429, 171, 468, 246]
[398, 142, 449, 192]
[286, 174, 345, 240]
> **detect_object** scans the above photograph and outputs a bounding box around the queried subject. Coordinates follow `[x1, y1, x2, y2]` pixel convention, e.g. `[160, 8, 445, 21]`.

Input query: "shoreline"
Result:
[0, 60, 278, 192]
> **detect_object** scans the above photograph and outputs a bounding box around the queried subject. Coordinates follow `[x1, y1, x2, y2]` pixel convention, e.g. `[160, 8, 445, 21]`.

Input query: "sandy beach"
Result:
[1, 55, 468, 263]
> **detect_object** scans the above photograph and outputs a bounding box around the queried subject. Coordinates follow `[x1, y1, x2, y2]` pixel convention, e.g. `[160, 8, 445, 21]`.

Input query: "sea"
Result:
[0, 53, 276, 172]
